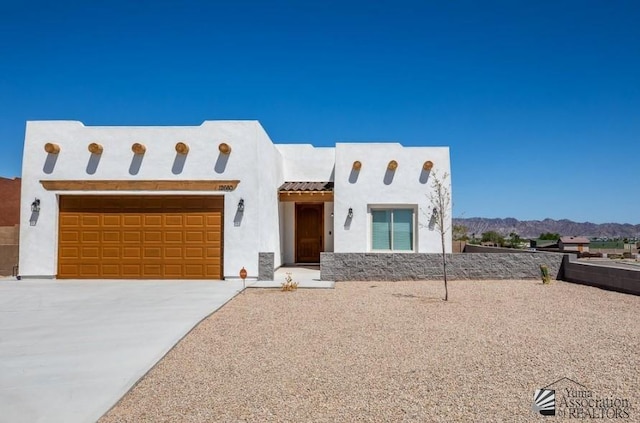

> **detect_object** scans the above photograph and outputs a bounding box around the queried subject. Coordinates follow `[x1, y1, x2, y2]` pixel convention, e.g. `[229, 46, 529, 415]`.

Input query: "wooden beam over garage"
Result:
[40, 180, 240, 191]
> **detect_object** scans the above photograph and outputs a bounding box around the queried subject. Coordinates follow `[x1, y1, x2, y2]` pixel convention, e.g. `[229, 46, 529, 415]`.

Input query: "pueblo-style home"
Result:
[19, 120, 451, 280]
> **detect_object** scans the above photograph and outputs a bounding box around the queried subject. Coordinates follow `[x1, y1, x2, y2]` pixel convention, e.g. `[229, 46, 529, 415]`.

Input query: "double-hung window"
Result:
[371, 208, 414, 251]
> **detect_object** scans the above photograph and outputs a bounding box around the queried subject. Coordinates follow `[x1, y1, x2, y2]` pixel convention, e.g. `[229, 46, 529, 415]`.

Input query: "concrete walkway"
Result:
[246, 266, 335, 289]
[0, 279, 243, 423]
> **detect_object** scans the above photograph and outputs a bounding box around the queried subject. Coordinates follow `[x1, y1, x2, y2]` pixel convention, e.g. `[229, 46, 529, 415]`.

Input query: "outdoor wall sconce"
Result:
[423, 160, 434, 171]
[88, 143, 103, 154]
[432, 207, 439, 218]
[132, 143, 146, 154]
[175, 142, 189, 154]
[348, 207, 353, 218]
[218, 142, 232, 154]
[387, 160, 398, 171]
[237, 198, 245, 212]
[352, 160, 362, 170]
[31, 198, 40, 213]
[44, 143, 60, 154]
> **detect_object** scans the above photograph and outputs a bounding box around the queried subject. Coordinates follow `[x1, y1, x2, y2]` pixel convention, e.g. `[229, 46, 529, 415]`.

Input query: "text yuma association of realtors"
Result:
[559, 386, 631, 419]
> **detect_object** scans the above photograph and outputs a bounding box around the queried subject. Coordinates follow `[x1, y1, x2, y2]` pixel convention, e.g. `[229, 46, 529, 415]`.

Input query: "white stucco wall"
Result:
[281, 202, 295, 264]
[254, 124, 285, 271]
[19, 120, 282, 279]
[333, 143, 452, 253]
[324, 202, 335, 253]
[276, 144, 335, 182]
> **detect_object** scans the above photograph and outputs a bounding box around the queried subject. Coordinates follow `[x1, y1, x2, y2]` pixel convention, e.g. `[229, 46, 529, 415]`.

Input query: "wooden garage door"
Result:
[58, 195, 223, 279]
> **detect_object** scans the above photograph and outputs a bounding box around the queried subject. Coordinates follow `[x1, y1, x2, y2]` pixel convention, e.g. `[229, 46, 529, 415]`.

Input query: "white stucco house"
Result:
[19, 120, 451, 280]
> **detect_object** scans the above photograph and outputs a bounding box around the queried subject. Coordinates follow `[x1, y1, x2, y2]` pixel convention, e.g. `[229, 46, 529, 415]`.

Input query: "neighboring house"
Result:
[0, 177, 21, 226]
[19, 120, 451, 280]
[558, 236, 590, 252]
[0, 177, 21, 276]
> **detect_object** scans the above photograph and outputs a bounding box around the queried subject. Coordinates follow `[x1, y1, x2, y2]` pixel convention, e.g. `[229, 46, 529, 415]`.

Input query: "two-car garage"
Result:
[57, 195, 224, 279]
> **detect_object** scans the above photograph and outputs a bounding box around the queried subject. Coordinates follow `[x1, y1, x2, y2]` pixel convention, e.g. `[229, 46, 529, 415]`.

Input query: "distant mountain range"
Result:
[453, 217, 640, 239]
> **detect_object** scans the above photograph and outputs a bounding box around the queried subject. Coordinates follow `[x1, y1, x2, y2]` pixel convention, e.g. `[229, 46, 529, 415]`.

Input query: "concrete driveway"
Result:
[0, 278, 243, 423]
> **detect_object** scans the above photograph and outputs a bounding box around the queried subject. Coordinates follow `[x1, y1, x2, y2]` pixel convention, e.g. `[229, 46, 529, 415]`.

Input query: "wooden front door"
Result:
[295, 203, 323, 263]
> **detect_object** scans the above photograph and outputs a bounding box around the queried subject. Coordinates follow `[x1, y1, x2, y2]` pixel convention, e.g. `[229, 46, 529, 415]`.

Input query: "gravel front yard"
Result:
[100, 280, 639, 422]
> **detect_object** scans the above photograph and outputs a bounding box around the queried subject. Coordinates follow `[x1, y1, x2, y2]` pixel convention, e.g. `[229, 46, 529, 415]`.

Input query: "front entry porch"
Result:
[278, 181, 334, 266]
[247, 265, 335, 288]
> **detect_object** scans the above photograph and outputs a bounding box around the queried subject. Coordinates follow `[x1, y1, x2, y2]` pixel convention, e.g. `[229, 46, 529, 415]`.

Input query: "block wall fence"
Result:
[320, 251, 564, 281]
[318, 249, 639, 296]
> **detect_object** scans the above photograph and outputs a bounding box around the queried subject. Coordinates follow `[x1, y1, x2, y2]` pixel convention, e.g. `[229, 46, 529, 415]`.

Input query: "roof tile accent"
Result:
[279, 181, 334, 192]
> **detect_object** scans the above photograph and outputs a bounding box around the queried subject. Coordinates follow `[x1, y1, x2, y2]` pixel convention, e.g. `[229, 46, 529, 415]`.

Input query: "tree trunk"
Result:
[441, 232, 448, 301]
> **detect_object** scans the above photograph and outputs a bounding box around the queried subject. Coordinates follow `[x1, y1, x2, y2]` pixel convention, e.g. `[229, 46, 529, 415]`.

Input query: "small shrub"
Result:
[540, 264, 551, 284]
[281, 272, 299, 291]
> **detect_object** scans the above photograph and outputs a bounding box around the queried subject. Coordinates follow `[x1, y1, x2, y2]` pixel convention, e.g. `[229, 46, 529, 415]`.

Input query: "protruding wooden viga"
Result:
[88, 143, 103, 154]
[44, 143, 60, 154]
[175, 142, 189, 154]
[218, 142, 231, 154]
[132, 143, 146, 154]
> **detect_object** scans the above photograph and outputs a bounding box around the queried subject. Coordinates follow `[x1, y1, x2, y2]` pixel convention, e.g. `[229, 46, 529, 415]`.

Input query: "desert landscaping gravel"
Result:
[100, 280, 639, 422]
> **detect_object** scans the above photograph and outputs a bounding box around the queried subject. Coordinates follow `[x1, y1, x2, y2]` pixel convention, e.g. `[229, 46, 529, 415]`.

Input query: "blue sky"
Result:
[1, 0, 639, 224]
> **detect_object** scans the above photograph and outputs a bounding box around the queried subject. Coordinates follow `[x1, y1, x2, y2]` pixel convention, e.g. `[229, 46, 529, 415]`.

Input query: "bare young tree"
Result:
[427, 171, 452, 301]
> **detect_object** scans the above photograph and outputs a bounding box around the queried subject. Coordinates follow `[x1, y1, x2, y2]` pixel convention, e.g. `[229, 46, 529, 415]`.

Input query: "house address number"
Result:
[217, 184, 235, 191]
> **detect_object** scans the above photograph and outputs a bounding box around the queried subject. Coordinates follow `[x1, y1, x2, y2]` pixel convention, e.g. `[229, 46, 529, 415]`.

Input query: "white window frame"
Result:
[369, 205, 417, 252]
